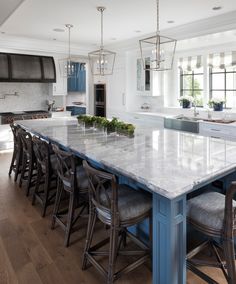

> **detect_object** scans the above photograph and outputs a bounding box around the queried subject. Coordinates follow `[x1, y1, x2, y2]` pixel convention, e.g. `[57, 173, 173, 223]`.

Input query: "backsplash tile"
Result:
[0, 82, 52, 112]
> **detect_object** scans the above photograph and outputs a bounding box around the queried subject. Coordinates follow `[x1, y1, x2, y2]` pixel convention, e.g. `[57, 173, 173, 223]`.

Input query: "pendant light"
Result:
[59, 24, 76, 77]
[88, 7, 116, 76]
[139, 0, 177, 71]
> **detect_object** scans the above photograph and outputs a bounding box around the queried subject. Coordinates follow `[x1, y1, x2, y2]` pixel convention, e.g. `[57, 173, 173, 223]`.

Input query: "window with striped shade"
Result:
[208, 51, 236, 69]
[178, 55, 202, 71]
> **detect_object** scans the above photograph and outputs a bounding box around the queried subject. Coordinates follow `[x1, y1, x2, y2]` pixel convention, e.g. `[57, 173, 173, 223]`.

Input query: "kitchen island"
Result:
[16, 118, 236, 284]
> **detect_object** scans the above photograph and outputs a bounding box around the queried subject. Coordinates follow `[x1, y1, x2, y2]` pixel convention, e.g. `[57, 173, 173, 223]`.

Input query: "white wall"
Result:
[164, 41, 236, 108]
[105, 49, 165, 116]
[105, 32, 236, 113]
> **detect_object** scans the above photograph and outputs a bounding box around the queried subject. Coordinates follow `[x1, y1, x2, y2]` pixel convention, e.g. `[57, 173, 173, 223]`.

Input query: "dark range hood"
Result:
[0, 52, 56, 83]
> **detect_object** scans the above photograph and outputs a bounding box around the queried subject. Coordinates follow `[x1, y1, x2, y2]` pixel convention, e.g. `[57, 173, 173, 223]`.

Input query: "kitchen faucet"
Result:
[193, 104, 199, 117]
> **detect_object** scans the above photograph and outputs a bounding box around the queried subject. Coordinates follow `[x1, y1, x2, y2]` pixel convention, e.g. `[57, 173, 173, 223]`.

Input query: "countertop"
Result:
[17, 118, 236, 200]
[132, 110, 236, 127]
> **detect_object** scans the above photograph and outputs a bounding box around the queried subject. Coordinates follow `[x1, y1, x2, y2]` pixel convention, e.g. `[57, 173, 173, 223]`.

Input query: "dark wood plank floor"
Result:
[0, 152, 227, 284]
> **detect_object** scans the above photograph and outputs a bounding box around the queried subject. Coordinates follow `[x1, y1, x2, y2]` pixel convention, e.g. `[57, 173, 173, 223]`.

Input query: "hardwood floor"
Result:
[0, 152, 228, 284]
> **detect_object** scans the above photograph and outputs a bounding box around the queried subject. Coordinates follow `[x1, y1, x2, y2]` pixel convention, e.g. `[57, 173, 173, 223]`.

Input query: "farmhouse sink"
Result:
[164, 115, 236, 134]
[164, 116, 199, 133]
[176, 115, 201, 122]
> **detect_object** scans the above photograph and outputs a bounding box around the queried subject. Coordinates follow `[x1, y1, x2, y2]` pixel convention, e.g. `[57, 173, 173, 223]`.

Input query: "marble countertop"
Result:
[17, 118, 236, 199]
[129, 111, 236, 130]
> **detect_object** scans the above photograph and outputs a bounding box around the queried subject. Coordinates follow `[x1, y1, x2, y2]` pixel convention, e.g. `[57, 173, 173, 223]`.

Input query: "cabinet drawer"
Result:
[199, 123, 236, 139]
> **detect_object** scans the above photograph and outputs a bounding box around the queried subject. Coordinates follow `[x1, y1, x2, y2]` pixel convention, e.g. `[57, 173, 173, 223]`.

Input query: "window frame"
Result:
[209, 67, 236, 109]
[180, 69, 204, 107]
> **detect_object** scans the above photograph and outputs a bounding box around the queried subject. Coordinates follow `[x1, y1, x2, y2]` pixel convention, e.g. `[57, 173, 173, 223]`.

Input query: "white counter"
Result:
[51, 111, 71, 118]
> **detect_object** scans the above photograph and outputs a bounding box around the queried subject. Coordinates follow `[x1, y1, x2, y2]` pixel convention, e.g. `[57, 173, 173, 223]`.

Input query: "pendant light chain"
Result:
[68, 25, 71, 61]
[156, 0, 159, 36]
[100, 8, 104, 49]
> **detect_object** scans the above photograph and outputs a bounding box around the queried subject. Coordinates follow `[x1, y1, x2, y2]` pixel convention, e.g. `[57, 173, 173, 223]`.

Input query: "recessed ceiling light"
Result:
[1, 31, 5, 34]
[53, 38, 57, 41]
[167, 20, 175, 24]
[135, 30, 141, 33]
[111, 37, 117, 40]
[212, 6, 222, 11]
[53, 28, 65, 32]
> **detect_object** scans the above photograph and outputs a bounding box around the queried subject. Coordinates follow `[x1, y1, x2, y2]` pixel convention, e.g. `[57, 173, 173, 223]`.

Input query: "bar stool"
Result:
[82, 160, 152, 284]
[18, 129, 37, 196]
[187, 183, 236, 284]
[51, 144, 89, 247]
[32, 136, 58, 217]
[9, 123, 22, 181]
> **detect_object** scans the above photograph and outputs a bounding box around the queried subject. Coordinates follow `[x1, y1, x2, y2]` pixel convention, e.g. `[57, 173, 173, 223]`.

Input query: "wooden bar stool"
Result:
[82, 160, 152, 284]
[9, 123, 22, 182]
[51, 144, 89, 247]
[32, 136, 58, 217]
[18, 129, 37, 196]
[187, 183, 236, 284]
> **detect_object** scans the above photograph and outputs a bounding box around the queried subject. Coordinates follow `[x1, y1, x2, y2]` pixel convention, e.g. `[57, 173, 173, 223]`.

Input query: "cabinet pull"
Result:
[210, 129, 221, 131]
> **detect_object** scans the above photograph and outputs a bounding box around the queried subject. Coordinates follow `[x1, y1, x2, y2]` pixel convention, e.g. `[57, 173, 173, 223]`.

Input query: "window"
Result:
[209, 67, 236, 108]
[180, 67, 204, 106]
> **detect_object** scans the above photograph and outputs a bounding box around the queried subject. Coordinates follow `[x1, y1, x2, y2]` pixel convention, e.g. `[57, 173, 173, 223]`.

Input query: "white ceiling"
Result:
[0, 0, 25, 26]
[0, 0, 236, 46]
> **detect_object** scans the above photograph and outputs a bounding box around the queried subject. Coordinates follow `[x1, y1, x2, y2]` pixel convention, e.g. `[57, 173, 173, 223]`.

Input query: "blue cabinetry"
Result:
[67, 62, 86, 92]
[66, 106, 86, 116]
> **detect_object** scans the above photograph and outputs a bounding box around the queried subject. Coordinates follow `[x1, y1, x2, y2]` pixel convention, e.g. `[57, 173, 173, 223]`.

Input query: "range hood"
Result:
[0, 52, 56, 83]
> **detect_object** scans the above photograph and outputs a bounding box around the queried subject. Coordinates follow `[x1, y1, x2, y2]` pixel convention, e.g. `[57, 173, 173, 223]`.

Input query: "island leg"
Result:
[152, 193, 186, 284]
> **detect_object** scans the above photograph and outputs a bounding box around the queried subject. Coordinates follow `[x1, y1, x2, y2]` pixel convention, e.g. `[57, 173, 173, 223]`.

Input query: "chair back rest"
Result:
[52, 144, 76, 193]
[10, 123, 22, 148]
[32, 136, 50, 174]
[18, 129, 34, 157]
[83, 160, 118, 224]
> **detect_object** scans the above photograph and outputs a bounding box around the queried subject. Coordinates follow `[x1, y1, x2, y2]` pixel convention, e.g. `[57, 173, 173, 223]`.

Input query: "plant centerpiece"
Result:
[178, 95, 194, 108]
[77, 115, 135, 137]
[208, 98, 225, 111]
[77, 115, 96, 127]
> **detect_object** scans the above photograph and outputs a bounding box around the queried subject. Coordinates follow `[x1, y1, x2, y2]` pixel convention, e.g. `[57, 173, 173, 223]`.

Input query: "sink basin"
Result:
[176, 115, 201, 122]
[164, 116, 199, 133]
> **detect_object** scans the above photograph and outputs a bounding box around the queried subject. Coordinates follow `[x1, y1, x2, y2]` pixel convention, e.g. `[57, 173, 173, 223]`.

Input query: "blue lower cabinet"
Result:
[66, 106, 86, 116]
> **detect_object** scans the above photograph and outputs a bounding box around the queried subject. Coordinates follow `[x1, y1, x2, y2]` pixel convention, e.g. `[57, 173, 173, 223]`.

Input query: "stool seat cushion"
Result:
[100, 185, 152, 222]
[187, 192, 236, 231]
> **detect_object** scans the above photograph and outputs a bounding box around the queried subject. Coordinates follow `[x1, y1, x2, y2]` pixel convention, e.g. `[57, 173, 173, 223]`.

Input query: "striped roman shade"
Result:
[208, 51, 236, 69]
[178, 55, 202, 71]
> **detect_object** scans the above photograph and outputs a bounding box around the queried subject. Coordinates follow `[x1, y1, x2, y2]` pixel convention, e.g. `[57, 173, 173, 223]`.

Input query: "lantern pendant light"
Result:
[59, 24, 76, 77]
[139, 0, 177, 71]
[88, 7, 116, 76]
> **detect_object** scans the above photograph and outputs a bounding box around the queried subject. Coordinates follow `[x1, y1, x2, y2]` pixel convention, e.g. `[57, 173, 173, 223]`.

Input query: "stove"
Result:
[0, 110, 51, 124]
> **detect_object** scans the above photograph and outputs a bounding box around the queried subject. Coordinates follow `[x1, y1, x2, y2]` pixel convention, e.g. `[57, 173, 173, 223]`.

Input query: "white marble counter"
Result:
[17, 118, 236, 199]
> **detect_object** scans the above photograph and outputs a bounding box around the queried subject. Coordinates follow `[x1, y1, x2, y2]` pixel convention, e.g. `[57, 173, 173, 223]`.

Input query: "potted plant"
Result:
[208, 98, 225, 111]
[77, 115, 96, 127]
[178, 95, 194, 108]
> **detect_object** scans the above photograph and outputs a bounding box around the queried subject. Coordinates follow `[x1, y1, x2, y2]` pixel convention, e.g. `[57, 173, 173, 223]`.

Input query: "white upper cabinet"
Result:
[52, 57, 67, 96]
[136, 56, 161, 96]
[137, 57, 152, 95]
